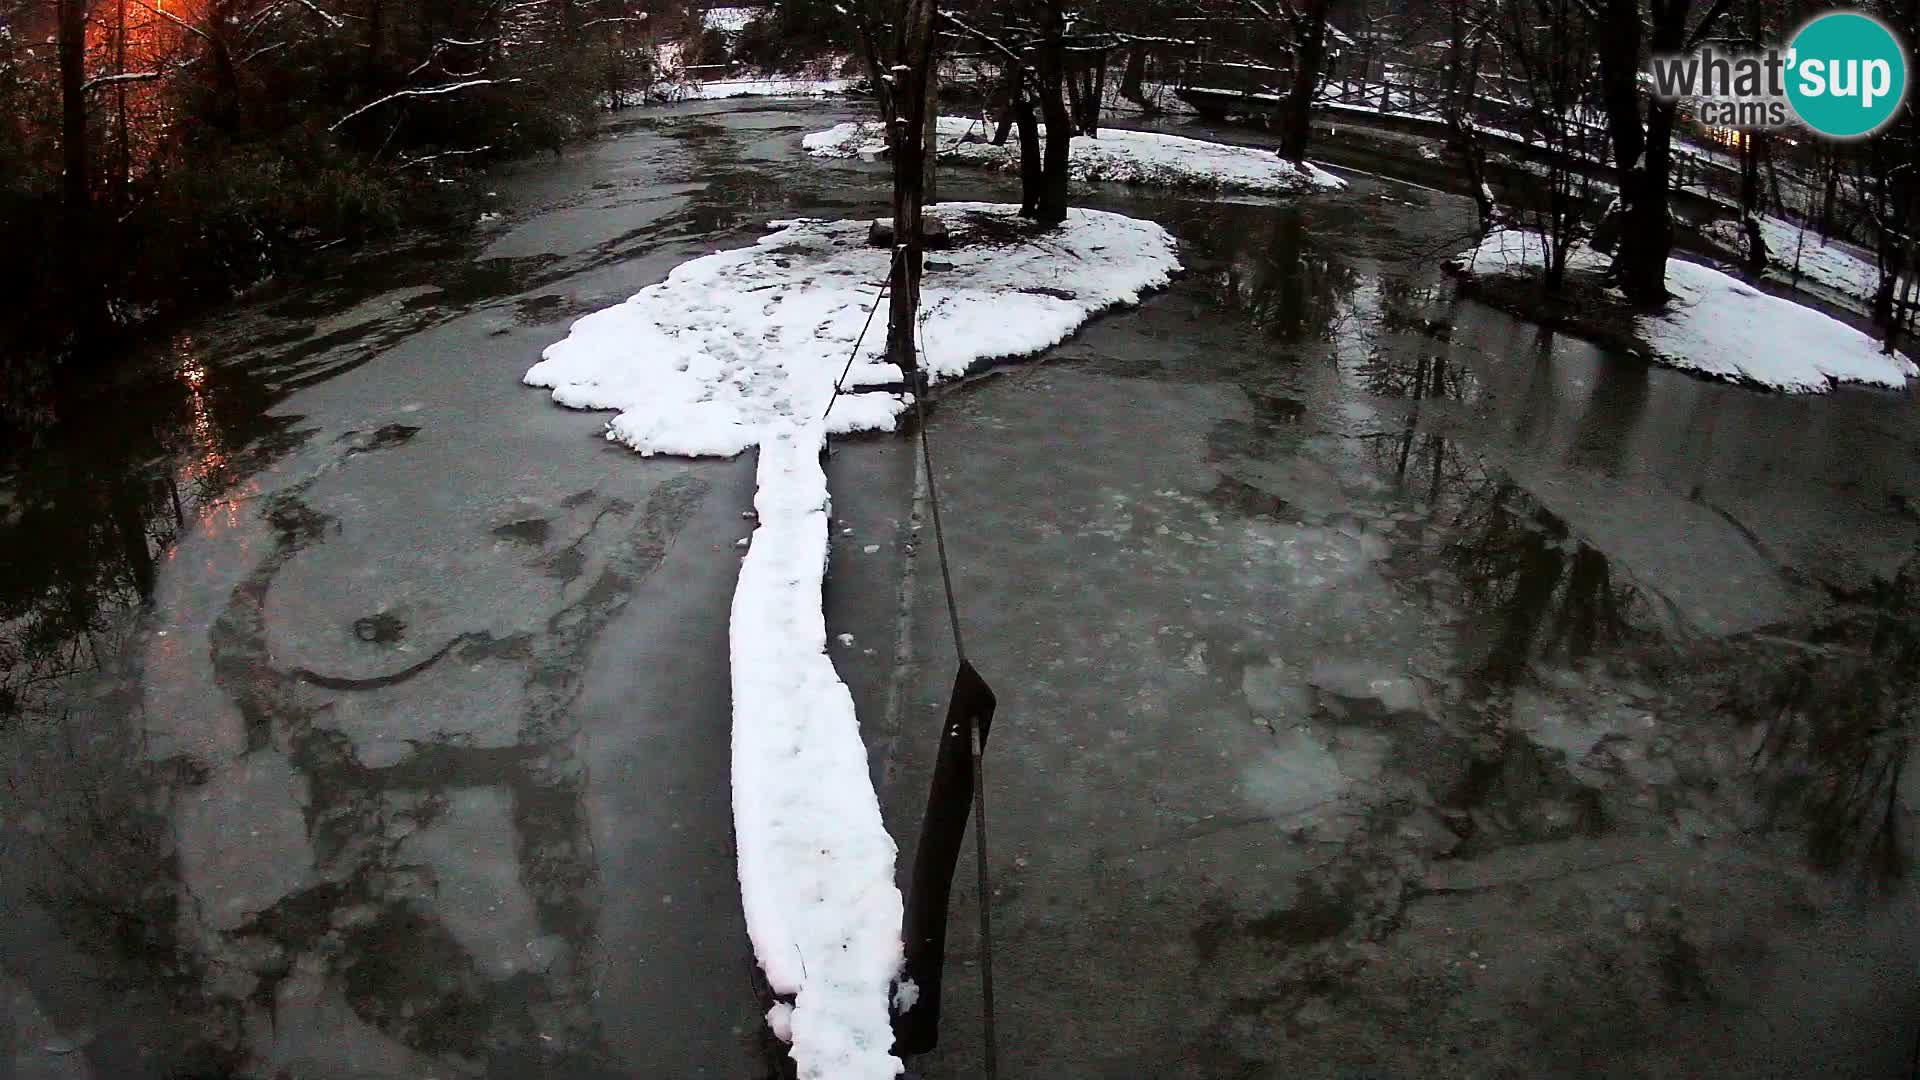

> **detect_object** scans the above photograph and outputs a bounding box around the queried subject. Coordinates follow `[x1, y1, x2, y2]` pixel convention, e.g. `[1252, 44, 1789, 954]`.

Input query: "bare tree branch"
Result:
[329, 78, 523, 131]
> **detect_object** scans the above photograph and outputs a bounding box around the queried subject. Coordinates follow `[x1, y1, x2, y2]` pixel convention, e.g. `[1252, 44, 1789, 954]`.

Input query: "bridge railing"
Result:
[1177, 58, 1737, 207]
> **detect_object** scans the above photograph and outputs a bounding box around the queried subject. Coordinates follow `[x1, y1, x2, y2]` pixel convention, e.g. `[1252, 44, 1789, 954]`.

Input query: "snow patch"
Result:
[804, 116, 1346, 194]
[1447, 228, 1916, 394]
[767, 1001, 795, 1043]
[670, 76, 855, 101]
[527, 203, 1180, 456]
[1700, 214, 1880, 307]
[702, 5, 758, 33]
[526, 203, 1179, 1080]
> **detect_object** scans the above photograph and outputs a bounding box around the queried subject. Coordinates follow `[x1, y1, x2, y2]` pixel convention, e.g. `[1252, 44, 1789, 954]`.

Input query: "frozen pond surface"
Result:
[1, 101, 1917, 1077]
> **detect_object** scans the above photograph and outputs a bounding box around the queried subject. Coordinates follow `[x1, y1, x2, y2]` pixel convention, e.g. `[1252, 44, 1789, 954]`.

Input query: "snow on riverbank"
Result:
[702, 5, 757, 32]
[1448, 229, 1916, 393]
[1701, 214, 1880, 307]
[526, 203, 1179, 1079]
[803, 115, 1346, 194]
[659, 76, 856, 101]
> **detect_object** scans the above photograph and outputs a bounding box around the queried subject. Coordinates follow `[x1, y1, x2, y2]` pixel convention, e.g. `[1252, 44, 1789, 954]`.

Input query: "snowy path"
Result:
[526, 203, 1179, 1078]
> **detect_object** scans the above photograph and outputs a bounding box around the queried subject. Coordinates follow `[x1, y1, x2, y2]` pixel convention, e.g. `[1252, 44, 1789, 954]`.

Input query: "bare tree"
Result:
[1490, 0, 1604, 291]
[1588, 0, 1736, 304]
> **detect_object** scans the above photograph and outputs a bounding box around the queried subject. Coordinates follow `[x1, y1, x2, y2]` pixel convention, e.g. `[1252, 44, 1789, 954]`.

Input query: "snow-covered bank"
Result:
[1448, 229, 1916, 393]
[526, 203, 1179, 1078]
[1701, 214, 1880, 308]
[660, 76, 856, 101]
[803, 115, 1346, 194]
[702, 5, 757, 32]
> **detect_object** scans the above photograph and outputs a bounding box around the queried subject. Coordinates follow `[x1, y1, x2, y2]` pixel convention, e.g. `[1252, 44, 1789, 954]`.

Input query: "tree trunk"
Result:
[115, 0, 129, 208]
[884, 0, 939, 372]
[1597, 0, 1724, 304]
[992, 64, 1019, 145]
[1593, 0, 1644, 176]
[57, 0, 95, 346]
[1739, 0, 1764, 221]
[1034, 10, 1072, 225]
[923, 64, 939, 207]
[1016, 88, 1042, 217]
[107, 475, 156, 602]
[1085, 51, 1106, 136]
[1064, 58, 1087, 132]
[607, 33, 623, 109]
[1119, 43, 1148, 110]
[1614, 98, 1676, 304]
[1443, 1, 1493, 229]
[1279, 0, 1332, 165]
[1822, 156, 1840, 239]
[209, 34, 243, 132]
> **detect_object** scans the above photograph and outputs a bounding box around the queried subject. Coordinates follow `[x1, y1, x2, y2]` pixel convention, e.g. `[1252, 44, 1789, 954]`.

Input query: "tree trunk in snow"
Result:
[885, 0, 939, 372]
[1035, 28, 1072, 225]
[1016, 87, 1042, 217]
[1612, 99, 1677, 304]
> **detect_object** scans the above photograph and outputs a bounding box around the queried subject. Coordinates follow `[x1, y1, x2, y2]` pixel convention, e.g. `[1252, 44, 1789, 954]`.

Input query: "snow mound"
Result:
[1647, 259, 1915, 392]
[526, 203, 1179, 1080]
[803, 115, 1346, 194]
[1447, 229, 1916, 393]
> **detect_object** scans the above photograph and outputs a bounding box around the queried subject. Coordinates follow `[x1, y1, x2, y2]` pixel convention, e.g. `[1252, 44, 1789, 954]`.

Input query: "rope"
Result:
[821, 248, 902, 424]
[912, 314, 966, 662]
[913, 311, 995, 1077]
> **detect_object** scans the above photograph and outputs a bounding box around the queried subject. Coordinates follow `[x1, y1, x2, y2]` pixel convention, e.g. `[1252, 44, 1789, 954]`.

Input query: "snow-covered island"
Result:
[525, 202, 1179, 1080]
[803, 115, 1347, 195]
[1447, 229, 1916, 394]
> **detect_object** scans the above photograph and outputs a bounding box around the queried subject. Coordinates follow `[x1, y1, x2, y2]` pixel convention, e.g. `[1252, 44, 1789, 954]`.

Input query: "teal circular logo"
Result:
[1787, 12, 1908, 137]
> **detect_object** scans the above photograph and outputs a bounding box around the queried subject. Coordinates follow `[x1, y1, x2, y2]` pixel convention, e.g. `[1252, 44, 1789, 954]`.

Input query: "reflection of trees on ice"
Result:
[1724, 548, 1920, 882]
[1442, 481, 1647, 687]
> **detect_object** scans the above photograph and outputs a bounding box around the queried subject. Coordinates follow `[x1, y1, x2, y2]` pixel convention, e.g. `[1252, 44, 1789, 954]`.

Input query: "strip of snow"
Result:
[667, 76, 855, 101]
[702, 5, 758, 32]
[1446, 228, 1609, 277]
[526, 203, 1179, 1079]
[803, 115, 1346, 194]
[1447, 228, 1916, 393]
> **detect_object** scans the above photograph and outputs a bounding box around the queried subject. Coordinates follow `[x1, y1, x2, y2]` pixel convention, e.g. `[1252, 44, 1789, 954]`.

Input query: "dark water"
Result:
[1, 102, 1916, 1077]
